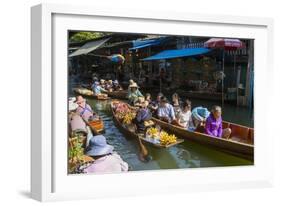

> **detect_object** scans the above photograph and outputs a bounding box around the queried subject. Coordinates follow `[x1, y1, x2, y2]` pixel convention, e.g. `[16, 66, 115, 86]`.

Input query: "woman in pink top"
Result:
[83, 135, 129, 174]
[75, 95, 96, 121]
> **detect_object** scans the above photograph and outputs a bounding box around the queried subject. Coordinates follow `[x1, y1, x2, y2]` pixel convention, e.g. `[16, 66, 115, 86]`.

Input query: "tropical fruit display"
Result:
[122, 112, 136, 125]
[159, 131, 177, 146]
[146, 127, 159, 138]
[113, 101, 136, 124]
[68, 134, 93, 173]
[145, 127, 178, 146]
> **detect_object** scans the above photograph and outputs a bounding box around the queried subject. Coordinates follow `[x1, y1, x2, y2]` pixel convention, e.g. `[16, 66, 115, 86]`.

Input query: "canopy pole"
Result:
[222, 49, 225, 107]
[233, 52, 236, 87]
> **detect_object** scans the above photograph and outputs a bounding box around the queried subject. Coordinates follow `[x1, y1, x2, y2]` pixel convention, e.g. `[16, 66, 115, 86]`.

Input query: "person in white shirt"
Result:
[176, 100, 193, 129]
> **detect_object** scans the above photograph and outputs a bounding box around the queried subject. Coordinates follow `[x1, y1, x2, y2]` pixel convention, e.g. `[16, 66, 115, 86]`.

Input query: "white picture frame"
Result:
[31, 3, 274, 202]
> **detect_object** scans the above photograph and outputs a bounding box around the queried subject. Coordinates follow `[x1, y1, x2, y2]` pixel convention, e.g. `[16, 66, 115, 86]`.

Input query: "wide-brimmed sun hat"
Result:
[69, 97, 76, 102]
[129, 82, 139, 88]
[86, 135, 114, 157]
[192, 106, 210, 121]
[68, 101, 78, 111]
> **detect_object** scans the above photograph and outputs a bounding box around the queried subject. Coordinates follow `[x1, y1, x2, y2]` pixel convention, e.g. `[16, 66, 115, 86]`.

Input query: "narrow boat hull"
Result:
[152, 118, 254, 160]
[111, 102, 184, 148]
[73, 88, 110, 100]
[107, 90, 128, 99]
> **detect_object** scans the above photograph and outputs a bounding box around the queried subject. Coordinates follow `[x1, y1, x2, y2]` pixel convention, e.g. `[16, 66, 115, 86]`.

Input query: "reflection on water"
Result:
[86, 98, 253, 171]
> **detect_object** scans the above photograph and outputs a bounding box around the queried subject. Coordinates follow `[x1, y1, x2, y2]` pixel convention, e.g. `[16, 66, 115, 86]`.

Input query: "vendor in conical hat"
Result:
[127, 79, 135, 95]
[127, 82, 143, 105]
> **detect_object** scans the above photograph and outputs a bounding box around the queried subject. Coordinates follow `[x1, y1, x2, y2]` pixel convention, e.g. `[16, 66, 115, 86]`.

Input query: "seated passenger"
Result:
[83, 135, 129, 173]
[176, 100, 193, 129]
[189, 106, 210, 131]
[150, 92, 163, 114]
[157, 96, 176, 123]
[113, 80, 122, 91]
[145, 93, 152, 103]
[205, 106, 231, 138]
[134, 96, 145, 107]
[172, 93, 182, 117]
[100, 79, 106, 89]
[91, 81, 107, 95]
[134, 101, 152, 133]
[105, 80, 113, 91]
[75, 95, 97, 121]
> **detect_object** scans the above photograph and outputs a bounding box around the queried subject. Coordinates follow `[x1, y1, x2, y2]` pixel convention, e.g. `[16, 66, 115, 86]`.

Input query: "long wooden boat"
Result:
[152, 117, 254, 160]
[78, 83, 127, 100]
[73, 87, 109, 100]
[107, 90, 128, 99]
[111, 101, 184, 148]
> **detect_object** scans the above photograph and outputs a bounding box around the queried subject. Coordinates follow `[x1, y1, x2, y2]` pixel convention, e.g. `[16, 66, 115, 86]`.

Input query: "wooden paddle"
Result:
[136, 132, 149, 162]
[129, 106, 150, 162]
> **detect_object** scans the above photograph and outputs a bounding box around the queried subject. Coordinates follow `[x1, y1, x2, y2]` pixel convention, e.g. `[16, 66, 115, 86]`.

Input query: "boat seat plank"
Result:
[230, 124, 249, 142]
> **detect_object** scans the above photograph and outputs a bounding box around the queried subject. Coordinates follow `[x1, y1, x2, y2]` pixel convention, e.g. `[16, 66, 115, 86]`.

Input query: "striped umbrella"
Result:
[204, 38, 245, 106]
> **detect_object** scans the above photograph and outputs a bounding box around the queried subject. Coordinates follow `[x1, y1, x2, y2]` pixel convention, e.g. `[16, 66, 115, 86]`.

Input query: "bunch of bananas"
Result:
[147, 127, 159, 138]
[160, 131, 177, 146]
[122, 112, 136, 125]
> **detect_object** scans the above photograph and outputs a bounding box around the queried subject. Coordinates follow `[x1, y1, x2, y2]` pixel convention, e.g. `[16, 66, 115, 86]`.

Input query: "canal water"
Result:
[69, 77, 253, 171]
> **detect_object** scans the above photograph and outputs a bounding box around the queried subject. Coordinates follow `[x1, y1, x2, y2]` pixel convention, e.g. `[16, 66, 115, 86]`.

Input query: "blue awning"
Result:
[142, 47, 211, 61]
[129, 37, 166, 50]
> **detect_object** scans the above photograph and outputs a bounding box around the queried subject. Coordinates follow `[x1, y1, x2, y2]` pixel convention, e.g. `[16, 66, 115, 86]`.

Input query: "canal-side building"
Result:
[68, 33, 254, 108]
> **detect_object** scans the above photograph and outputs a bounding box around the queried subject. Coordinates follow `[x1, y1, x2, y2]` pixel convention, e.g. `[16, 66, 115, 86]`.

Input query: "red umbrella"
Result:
[204, 38, 245, 105]
[204, 38, 245, 50]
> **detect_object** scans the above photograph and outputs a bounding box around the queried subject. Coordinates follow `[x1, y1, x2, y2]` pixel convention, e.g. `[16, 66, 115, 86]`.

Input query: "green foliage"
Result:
[70, 32, 106, 42]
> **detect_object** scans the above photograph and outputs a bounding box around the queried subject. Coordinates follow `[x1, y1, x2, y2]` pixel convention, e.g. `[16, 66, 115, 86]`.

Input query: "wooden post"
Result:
[245, 40, 254, 107]
[236, 67, 241, 106]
